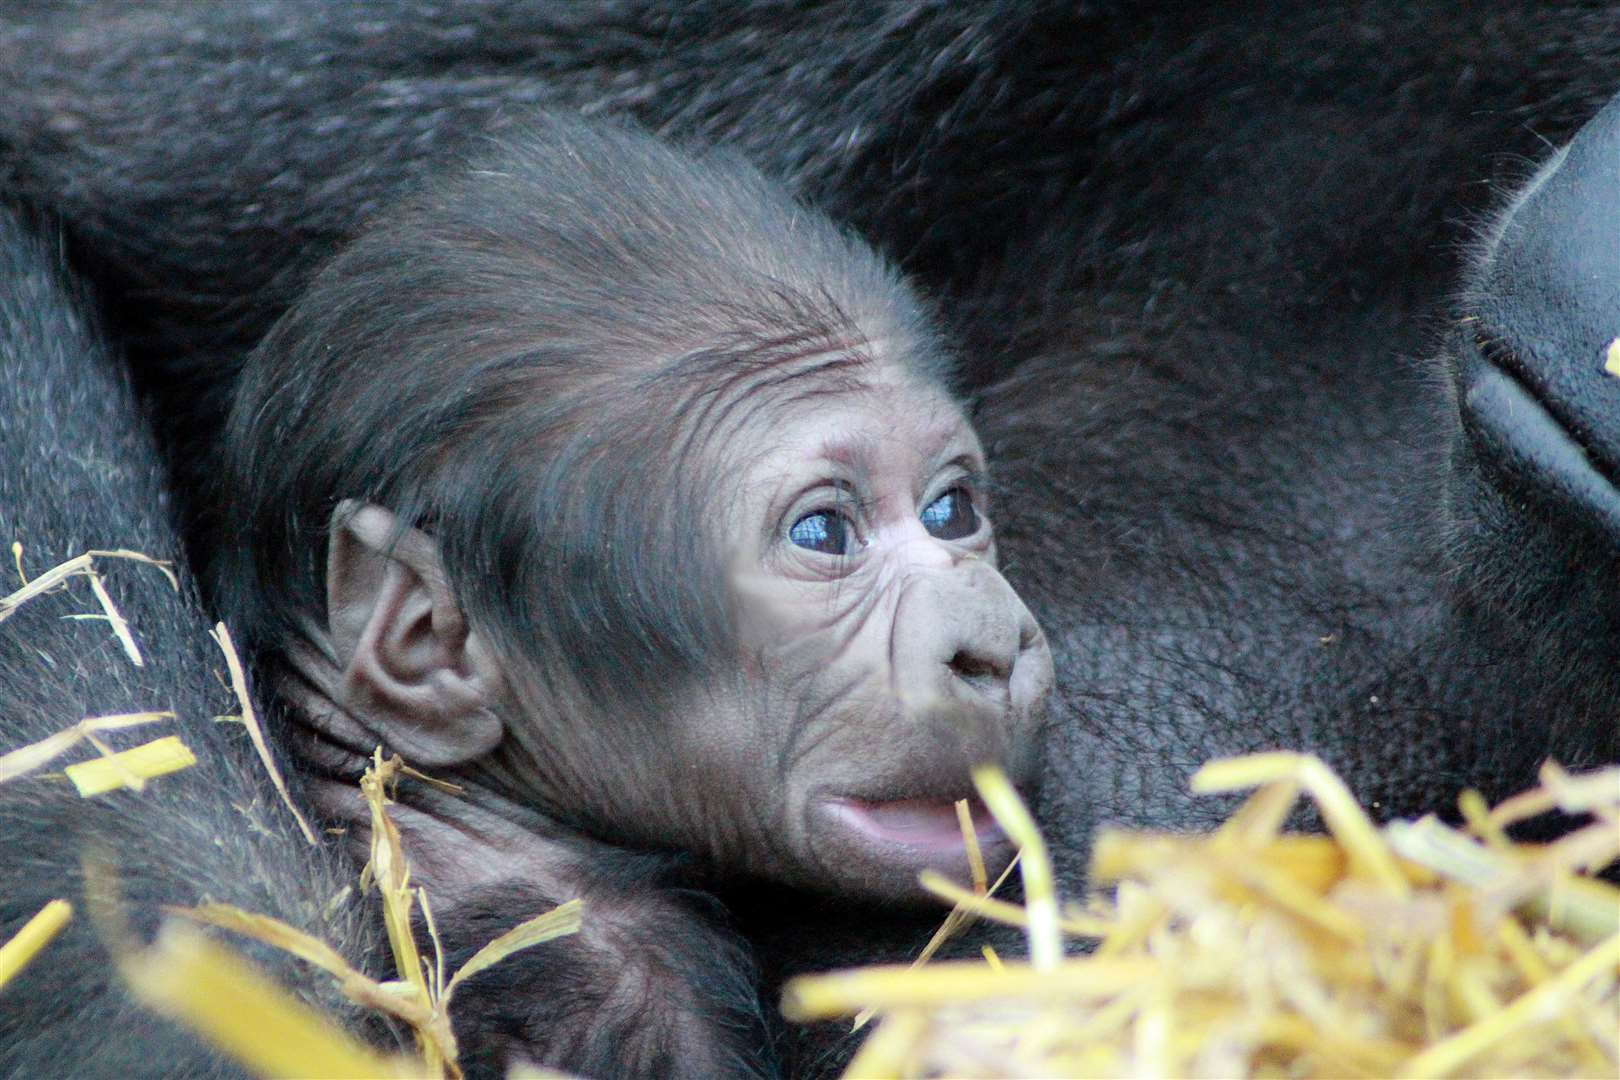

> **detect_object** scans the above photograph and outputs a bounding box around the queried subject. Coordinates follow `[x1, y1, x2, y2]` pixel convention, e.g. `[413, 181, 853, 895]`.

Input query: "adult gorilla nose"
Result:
[1460, 92, 1620, 539]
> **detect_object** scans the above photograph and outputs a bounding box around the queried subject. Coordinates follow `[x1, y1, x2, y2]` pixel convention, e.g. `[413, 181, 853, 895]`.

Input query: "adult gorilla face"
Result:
[1448, 93, 1620, 713]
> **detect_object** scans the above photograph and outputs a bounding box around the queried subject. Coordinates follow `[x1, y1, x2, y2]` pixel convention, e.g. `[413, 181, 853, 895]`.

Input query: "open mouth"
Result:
[823, 795, 1006, 854]
[1459, 336, 1620, 539]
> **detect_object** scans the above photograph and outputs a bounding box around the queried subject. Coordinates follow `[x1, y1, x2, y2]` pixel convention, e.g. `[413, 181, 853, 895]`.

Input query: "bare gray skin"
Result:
[287, 352, 1050, 907]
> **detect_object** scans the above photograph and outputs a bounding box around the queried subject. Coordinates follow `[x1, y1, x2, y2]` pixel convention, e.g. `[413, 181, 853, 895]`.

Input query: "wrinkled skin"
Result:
[294, 356, 1050, 905]
[1, 2, 1619, 1076]
[279, 356, 1051, 1073]
[718, 365, 1047, 896]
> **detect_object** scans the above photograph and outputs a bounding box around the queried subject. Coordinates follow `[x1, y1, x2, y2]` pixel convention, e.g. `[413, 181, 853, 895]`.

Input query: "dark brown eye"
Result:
[921, 487, 978, 540]
[790, 510, 854, 554]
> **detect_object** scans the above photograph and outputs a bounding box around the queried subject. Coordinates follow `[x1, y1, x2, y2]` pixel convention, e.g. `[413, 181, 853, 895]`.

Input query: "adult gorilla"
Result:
[0, 203, 382, 1077]
[1, 2, 1618, 1075]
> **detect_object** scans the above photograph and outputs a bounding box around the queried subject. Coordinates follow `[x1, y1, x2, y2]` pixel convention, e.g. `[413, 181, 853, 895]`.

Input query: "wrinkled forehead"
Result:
[710, 343, 971, 459]
[716, 355, 981, 515]
[623, 331, 978, 553]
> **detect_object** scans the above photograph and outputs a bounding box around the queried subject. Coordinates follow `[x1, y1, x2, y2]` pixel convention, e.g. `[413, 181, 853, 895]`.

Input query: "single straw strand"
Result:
[972, 764, 1062, 969]
[0, 900, 72, 990]
[211, 622, 319, 846]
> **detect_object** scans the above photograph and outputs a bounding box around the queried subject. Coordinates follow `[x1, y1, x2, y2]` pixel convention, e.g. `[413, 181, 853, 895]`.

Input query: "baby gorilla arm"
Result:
[332, 793, 774, 1079]
[441, 867, 772, 1079]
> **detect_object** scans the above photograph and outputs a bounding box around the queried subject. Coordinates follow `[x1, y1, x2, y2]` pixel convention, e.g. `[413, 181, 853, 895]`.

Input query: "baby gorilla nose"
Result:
[893, 558, 1052, 744]
[933, 598, 1016, 711]
[948, 645, 1009, 693]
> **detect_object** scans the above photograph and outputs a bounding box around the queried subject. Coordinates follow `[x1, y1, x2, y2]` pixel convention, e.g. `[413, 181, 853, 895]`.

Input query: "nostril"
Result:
[948, 649, 1007, 688]
[1018, 616, 1041, 652]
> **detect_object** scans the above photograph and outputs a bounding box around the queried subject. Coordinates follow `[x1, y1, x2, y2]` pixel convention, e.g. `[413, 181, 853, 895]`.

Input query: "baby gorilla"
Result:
[217, 117, 1052, 1077]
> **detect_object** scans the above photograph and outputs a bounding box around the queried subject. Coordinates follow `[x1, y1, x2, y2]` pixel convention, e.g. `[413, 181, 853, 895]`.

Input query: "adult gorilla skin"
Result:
[0, 2, 1618, 1075]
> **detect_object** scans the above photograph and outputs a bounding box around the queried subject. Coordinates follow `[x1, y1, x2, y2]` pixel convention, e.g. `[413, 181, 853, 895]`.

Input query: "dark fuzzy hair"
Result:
[217, 115, 954, 718]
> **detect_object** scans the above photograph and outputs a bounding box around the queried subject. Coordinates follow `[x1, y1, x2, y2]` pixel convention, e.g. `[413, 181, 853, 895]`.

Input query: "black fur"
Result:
[440, 868, 772, 1079]
[0, 205, 381, 1077]
[3, 3, 1620, 1077]
[0, 0, 1089, 523]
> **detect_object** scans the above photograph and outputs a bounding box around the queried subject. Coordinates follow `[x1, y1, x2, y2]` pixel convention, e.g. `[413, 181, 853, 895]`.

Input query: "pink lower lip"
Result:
[826, 797, 1004, 853]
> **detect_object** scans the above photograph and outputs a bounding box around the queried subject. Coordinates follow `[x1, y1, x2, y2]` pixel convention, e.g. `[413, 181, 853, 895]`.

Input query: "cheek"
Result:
[657, 680, 809, 873]
[731, 562, 902, 699]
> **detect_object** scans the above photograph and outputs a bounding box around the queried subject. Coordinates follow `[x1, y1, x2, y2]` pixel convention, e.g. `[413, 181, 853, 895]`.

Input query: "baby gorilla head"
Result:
[218, 117, 1052, 907]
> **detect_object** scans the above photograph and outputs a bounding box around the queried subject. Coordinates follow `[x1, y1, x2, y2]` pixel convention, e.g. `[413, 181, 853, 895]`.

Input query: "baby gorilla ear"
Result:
[325, 501, 505, 767]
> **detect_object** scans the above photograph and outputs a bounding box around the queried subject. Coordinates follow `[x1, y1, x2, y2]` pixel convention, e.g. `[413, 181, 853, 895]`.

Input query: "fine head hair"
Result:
[217, 114, 957, 718]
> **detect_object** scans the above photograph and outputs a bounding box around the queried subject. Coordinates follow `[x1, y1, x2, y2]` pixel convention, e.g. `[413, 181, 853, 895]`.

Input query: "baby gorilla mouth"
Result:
[825, 794, 1005, 854]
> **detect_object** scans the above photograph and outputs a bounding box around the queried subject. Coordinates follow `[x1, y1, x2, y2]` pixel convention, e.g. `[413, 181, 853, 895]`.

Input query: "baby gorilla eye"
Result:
[921, 487, 979, 540]
[789, 509, 855, 554]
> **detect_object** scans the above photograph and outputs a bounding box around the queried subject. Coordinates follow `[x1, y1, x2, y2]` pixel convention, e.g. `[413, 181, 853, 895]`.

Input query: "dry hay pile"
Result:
[786, 754, 1620, 1079]
[3, 547, 1618, 1078]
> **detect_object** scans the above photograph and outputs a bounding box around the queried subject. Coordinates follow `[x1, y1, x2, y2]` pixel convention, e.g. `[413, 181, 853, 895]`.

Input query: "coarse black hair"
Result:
[0, 202, 380, 1077]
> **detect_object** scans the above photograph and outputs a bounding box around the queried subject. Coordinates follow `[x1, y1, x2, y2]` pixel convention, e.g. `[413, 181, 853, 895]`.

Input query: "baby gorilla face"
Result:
[672, 358, 1053, 900]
